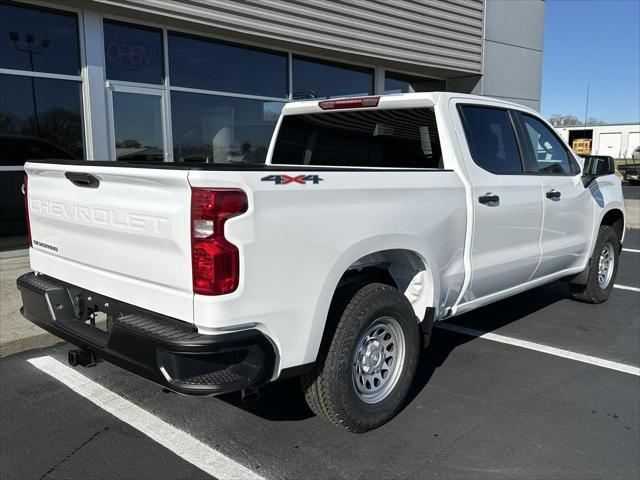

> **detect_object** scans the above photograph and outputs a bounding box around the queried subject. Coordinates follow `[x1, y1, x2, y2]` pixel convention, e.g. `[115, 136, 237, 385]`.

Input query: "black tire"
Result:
[301, 282, 421, 433]
[570, 225, 620, 303]
[629, 179, 640, 186]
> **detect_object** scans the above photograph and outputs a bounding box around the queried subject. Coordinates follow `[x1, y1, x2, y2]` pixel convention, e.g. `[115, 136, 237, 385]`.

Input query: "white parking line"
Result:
[622, 248, 640, 254]
[28, 356, 264, 480]
[435, 323, 640, 376]
[614, 284, 640, 293]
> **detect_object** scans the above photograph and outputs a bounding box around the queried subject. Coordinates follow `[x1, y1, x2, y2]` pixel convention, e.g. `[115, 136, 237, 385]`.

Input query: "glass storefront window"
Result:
[112, 91, 164, 161]
[168, 33, 287, 98]
[384, 71, 446, 94]
[292, 56, 373, 100]
[0, 2, 80, 75]
[171, 92, 284, 164]
[0, 74, 83, 242]
[104, 21, 164, 84]
[0, 74, 84, 161]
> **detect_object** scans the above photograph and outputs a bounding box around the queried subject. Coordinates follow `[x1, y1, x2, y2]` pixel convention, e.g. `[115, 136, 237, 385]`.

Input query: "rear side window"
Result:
[519, 113, 574, 175]
[271, 108, 442, 168]
[459, 105, 523, 174]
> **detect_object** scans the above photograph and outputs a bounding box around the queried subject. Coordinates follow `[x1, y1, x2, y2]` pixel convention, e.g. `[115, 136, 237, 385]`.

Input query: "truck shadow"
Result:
[219, 280, 572, 422]
[406, 280, 570, 404]
[217, 377, 314, 421]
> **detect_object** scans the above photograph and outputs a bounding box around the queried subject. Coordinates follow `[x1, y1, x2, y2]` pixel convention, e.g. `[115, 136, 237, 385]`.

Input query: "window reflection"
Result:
[168, 32, 287, 97]
[292, 56, 373, 100]
[0, 74, 82, 241]
[272, 108, 442, 169]
[0, 74, 83, 162]
[0, 2, 80, 75]
[171, 92, 283, 164]
[521, 114, 572, 175]
[112, 92, 164, 161]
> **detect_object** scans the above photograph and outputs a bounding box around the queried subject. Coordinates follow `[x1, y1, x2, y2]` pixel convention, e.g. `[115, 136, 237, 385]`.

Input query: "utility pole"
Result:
[9, 32, 49, 137]
[583, 83, 590, 129]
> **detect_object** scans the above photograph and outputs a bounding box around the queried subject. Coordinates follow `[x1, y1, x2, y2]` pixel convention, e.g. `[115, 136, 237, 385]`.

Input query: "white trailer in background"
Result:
[556, 123, 640, 158]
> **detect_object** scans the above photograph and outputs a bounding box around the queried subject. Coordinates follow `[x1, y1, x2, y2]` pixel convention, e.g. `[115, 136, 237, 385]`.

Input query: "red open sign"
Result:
[107, 41, 154, 66]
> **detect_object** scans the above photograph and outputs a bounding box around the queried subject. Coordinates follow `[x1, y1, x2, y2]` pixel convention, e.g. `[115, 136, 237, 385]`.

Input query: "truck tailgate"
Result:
[25, 162, 194, 322]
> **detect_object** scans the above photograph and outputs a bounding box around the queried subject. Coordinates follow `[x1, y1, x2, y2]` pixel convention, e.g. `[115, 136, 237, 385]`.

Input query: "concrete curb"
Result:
[0, 334, 63, 358]
[625, 199, 640, 229]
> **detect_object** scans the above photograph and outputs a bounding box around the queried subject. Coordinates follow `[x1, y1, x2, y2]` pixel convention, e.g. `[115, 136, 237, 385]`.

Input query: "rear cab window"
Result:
[457, 105, 523, 174]
[271, 108, 443, 169]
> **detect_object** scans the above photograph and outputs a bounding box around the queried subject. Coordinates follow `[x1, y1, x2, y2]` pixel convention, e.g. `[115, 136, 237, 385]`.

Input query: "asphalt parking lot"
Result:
[1, 231, 639, 480]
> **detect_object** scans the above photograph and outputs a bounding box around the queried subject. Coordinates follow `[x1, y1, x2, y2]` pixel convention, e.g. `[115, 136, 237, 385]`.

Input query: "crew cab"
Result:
[17, 93, 626, 432]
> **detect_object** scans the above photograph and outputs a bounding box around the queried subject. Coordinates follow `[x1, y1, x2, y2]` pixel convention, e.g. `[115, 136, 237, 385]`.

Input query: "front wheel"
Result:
[301, 283, 420, 433]
[570, 225, 620, 303]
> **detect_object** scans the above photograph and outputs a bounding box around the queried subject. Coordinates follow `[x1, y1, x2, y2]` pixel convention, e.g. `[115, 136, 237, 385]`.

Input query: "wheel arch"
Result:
[304, 240, 438, 367]
[335, 248, 436, 321]
[600, 208, 625, 243]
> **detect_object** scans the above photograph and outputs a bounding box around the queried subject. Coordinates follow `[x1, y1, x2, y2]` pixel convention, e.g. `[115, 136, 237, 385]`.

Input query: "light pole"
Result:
[9, 32, 50, 137]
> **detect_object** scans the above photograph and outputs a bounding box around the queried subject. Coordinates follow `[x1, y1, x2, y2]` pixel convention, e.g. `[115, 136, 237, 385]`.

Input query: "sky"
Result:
[541, 0, 640, 124]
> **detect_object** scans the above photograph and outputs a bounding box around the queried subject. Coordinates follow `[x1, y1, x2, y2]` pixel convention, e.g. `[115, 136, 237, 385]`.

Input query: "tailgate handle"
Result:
[65, 172, 100, 188]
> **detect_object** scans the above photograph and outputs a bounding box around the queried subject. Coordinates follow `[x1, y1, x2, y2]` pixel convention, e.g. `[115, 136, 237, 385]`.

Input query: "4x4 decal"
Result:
[261, 174, 324, 185]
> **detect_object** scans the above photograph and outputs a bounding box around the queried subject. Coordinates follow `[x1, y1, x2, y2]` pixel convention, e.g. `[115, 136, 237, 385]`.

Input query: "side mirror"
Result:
[582, 155, 615, 187]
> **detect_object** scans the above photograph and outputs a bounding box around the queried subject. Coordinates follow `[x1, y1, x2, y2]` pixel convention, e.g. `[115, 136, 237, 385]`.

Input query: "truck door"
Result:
[514, 112, 594, 277]
[456, 104, 543, 299]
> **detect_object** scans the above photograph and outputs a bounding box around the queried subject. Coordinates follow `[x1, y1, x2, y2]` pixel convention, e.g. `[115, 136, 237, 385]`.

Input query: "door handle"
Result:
[65, 172, 100, 188]
[546, 189, 561, 200]
[478, 193, 500, 206]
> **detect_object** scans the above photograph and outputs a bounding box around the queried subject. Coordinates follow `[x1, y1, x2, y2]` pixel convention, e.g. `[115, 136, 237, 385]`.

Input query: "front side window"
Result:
[459, 105, 523, 174]
[104, 21, 164, 84]
[272, 108, 442, 169]
[292, 56, 373, 100]
[519, 113, 573, 175]
[171, 92, 284, 164]
[0, 2, 80, 75]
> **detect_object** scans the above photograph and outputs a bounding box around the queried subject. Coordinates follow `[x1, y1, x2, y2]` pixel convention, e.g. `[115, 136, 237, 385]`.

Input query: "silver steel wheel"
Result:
[352, 316, 406, 404]
[597, 242, 615, 289]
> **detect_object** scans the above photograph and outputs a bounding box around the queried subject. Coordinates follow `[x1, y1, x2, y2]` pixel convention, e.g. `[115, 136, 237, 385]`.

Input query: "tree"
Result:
[22, 107, 83, 159]
[548, 114, 582, 127]
[0, 110, 20, 134]
[548, 114, 608, 127]
[586, 117, 607, 126]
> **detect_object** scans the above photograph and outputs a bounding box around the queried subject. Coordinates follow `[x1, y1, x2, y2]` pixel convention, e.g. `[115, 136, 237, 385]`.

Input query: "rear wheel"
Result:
[301, 282, 420, 433]
[570, 225, 620, 303]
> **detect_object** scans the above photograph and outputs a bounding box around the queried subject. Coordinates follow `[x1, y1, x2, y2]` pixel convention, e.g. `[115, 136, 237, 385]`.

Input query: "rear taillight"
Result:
[318, 96, 380, 110]
[191, 188, 248, 296]
[23, 174, 32, 247]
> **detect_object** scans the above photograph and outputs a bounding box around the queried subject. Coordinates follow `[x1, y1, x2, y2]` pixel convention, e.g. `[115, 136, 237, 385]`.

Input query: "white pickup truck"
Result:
[18, 92, 625, 433]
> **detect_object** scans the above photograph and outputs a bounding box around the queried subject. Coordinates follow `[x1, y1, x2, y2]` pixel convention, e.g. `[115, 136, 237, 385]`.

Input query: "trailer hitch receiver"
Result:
[68, 349, 97, 367]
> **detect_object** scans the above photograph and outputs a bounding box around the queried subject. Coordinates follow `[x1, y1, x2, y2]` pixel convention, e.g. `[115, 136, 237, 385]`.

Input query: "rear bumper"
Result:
[16, 272, 276, 395]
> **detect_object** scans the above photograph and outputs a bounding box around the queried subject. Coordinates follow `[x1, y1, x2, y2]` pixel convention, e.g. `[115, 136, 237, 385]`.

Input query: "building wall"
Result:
[479, 0, 545, 110]
[83, 0, 485, 77]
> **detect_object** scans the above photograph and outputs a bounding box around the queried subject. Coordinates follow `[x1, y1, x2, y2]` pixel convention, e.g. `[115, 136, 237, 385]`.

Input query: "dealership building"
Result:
[0, 0, 545, 248]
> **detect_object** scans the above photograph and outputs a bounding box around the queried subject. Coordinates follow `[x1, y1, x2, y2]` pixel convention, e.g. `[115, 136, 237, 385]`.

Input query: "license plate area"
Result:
[55, 286, 126, 347]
